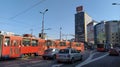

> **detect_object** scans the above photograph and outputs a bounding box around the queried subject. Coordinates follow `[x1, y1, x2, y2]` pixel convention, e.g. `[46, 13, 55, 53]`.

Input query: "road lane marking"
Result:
[84, 52, 99, 62]
[76, 52, 108, 67]
[52, 64, 63, 67]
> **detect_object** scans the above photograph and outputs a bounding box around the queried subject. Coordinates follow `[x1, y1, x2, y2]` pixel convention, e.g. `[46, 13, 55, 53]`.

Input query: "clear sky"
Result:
[0, 0, 120, 39]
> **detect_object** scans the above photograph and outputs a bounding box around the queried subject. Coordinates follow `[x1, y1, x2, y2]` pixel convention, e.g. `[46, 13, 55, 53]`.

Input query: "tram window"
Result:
[76, 43, 80, 47]
[22, 38, 30, 46]
[60, 42, 66, 46]
[13, 40, 18, 46]
[46, 41, 52, 46]
[4, 37, 10, 46]
[32, 40, 38, 46]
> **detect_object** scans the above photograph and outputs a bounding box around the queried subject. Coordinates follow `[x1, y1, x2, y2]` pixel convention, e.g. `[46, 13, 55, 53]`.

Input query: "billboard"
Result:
[76, 6, 83, 13]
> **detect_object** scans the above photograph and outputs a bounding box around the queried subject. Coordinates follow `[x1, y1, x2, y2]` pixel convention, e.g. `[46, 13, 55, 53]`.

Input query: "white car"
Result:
[56, 48, 82, 63]
[42, 48, 59, 60]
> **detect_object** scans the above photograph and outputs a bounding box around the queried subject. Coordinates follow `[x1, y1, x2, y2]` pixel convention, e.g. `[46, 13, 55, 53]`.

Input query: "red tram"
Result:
[0, 34, 84, 59]
[71, 42, 84, 52]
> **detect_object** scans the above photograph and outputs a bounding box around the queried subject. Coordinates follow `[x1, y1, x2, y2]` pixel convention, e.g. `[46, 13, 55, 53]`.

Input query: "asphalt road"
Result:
[81, 53, 120, 67]
[0, 49, 92, 67]
[1, 50, 118, 67]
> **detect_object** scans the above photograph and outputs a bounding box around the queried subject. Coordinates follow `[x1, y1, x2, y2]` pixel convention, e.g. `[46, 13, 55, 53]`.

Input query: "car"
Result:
[42, 48, 59, 60]
[56, 48, 82, 63]
[109, 48, 119, 56]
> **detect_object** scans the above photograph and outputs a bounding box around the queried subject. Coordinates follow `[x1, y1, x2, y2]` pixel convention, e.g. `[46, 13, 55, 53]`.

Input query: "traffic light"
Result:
[39, 33, 42, 38]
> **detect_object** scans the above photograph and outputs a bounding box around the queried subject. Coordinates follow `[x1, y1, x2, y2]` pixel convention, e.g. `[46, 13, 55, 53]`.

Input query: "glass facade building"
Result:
[95, 20, 120, 47]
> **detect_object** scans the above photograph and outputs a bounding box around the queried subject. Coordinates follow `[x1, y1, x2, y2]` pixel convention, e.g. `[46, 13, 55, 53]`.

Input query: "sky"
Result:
[0, 0, 120, 39]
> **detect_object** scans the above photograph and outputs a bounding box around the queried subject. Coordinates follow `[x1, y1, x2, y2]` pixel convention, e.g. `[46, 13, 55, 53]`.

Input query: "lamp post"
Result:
[60, 27, 62, 41]
[40, 9, 48, 39]
[112, 3, 120, 5]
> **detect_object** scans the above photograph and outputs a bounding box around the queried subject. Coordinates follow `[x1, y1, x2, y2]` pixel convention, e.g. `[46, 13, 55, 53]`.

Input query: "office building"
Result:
[75, 6, 92, 42]
[94, 20, 120, 47]
[94, 21, 106, 44]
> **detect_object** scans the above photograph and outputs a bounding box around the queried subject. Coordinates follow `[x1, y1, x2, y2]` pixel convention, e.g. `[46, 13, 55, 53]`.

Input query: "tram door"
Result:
[0, 35, 3, 58]
[10, 37, 21, 58]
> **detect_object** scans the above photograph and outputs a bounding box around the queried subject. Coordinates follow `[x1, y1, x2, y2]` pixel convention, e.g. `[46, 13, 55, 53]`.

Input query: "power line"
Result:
[9, 0, 47, 19]
[0, 16, 43, 31]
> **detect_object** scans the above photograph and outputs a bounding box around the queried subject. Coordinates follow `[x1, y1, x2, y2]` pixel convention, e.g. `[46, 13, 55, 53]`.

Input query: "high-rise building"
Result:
[75, 6, 92, 42]
[87, 20, 97, 44]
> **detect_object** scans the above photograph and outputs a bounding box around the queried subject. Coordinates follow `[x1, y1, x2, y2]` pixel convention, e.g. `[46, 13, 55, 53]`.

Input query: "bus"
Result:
[97, 44, 106, 52]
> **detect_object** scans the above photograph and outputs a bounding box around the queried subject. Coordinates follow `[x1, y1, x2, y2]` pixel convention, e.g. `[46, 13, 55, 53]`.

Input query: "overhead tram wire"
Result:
[0, 17, 36, 28]
[0, 17, 41, 32]
[9, 0, 47, 19]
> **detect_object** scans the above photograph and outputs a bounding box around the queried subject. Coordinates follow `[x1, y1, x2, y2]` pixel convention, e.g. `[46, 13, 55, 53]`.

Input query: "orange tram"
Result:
[0, 34, 84, 59]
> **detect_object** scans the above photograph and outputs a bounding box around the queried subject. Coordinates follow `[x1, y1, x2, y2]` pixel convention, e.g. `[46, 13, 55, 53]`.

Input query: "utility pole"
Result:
[40, 9, 48, 39]
[60, 27, 62, 41]
[30, 29, 33, 36]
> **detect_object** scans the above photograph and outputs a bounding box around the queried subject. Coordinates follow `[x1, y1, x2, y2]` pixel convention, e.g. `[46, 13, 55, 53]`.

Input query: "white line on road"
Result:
[84, 52, 99, 62]
[76, 52, 108, 67]
[51, 64, 63, 67]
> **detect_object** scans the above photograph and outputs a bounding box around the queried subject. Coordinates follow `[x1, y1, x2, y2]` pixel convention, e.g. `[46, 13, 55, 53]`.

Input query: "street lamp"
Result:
[40, 9, 48, 39]
[60, 27, 62, 41]
[112, 3, 120, 5]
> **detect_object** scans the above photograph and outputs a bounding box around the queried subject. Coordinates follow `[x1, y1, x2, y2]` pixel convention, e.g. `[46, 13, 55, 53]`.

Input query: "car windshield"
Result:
[59, 49, 69, 53]
[45, 49, 53, 52]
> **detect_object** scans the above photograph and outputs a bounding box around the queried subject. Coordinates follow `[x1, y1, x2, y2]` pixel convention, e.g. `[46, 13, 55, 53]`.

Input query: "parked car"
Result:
[56, 48, 82, 63]
[42, 48, 59, 60]
[109, 48, 119, 56]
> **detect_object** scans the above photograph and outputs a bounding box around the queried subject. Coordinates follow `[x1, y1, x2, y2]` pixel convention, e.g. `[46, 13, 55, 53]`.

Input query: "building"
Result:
[87, 20, 97, 44]
[0, 31, 15, 35]
[94, 21, 106, 44]
[75, 6, 92, 42]
[106, 20, 120, 47]
[94, 20, 120, 47]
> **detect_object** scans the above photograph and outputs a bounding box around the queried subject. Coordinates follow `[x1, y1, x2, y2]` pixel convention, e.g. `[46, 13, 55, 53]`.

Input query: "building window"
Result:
[113, 40, 114, 42]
